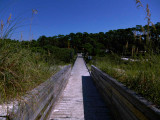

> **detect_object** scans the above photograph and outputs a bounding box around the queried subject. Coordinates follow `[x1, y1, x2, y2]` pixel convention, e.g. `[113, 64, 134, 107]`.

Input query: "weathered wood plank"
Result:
[7, 65, 71, 120]
[49, 55, 112, 120]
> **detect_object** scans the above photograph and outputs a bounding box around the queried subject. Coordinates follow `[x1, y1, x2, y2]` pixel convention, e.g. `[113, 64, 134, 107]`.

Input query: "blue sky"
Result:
[0, 0, 160, 40]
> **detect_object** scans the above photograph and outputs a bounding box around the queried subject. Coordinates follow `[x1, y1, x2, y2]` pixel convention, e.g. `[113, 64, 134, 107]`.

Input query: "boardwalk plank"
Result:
[49, 54, 112, 120]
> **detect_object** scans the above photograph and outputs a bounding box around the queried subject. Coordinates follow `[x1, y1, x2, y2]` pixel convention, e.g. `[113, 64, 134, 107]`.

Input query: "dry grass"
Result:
[136, 0, 143, 8]
[135, 0, 156, 52]
[0, 40, 58, 103]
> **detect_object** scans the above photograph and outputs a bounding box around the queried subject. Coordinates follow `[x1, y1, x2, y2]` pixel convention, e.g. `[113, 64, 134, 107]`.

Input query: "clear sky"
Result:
[0, 0, 160, 40]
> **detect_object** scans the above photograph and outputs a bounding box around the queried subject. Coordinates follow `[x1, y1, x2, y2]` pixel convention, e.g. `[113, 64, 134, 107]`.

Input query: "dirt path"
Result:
[49, 54, 112, 120]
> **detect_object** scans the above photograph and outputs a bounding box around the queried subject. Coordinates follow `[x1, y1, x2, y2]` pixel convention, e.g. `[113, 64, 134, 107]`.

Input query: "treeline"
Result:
[8, 22, 160, 59]
[23, 22, 160, 57]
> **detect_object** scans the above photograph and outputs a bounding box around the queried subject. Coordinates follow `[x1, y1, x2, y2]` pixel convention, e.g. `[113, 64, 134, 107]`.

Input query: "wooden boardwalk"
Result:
[49, 54, 112, 120]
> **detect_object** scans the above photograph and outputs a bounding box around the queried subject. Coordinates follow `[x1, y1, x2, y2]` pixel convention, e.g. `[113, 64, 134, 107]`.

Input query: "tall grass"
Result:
[0, 40, 58, 103]
[0, 12, 60, 104]
[93, 54, 160, 107]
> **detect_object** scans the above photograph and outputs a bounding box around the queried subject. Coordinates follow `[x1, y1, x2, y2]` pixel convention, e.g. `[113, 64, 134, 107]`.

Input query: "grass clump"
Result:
[0, 40, 58, 103]
[92, 54, 160, 107]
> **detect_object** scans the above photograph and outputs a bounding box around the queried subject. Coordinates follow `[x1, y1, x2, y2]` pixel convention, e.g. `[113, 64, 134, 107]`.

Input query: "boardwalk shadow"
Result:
[82, 76, 112, 120]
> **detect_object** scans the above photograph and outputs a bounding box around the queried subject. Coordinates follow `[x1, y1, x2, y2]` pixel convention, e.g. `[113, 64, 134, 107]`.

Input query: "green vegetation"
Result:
[0, 38, 74, 103]
[90, 54, 160, 107]
[0, 39, 54, 103]
[0, 13, 74, 103]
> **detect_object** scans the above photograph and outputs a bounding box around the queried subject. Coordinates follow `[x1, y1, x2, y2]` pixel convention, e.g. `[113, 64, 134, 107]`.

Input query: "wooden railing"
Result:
[7, 65, 71, 120]
[91, 65, 160, 120]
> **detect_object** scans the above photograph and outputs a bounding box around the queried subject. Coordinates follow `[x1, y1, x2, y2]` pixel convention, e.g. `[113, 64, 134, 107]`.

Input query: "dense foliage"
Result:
[0, 39, 57, 103]
[10, 39, 75, 63]
[21, 22, 160, 57]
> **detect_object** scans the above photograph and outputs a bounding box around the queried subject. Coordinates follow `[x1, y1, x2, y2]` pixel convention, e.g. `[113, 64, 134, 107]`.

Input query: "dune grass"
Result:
[0, 40, 59, 103]
[0, 12, 59, 104]
[92, 54, 160, 108]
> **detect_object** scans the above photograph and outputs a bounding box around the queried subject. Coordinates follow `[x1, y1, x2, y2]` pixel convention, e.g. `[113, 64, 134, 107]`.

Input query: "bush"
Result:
[43, 45, 74, 63]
